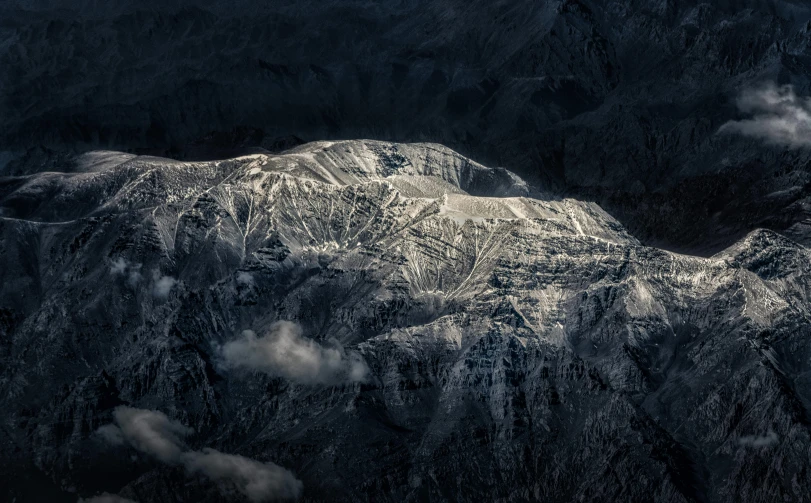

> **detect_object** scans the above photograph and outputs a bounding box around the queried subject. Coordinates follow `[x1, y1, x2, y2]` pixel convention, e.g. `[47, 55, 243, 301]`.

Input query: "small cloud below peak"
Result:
[220, 321, 369, 386]
[153, 274, 178, 299]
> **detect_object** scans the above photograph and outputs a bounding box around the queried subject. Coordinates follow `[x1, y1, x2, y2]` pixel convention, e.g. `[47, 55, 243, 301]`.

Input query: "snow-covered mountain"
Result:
[1, 140, 810, 502]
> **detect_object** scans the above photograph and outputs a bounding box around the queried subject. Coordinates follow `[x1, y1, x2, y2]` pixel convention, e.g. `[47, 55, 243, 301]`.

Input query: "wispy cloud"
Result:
[97, 407, 302, 502]
[236, 271, 255, 286]
[109, 258, 128, 275]
[152, 274, 178, 299]
[101, 407, 192, 464]
[184, 448, 303, 502]
[127, 268, 143, 287]
[220, 322, 368, 385]
[79, 493, 138, 503]
[719, 83, 811, 147]
[109, 257, 142, 287]
[112, 263, 178, 297]
[738, 430, 779, 448]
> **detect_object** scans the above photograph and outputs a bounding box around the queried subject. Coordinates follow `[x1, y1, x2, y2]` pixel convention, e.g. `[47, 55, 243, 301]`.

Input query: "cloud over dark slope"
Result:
[98, 407, 302, 502]
[220, 322, 369, 385]
[720, 83, 811, 147]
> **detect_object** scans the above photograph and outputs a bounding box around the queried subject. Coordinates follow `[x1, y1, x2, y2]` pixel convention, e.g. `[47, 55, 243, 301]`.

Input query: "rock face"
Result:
[1, 140, 810, 502]
[5, 1, 811, 250]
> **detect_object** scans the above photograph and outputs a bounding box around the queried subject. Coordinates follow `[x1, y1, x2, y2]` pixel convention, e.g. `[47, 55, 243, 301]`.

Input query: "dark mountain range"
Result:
[4, 0, 811, 251]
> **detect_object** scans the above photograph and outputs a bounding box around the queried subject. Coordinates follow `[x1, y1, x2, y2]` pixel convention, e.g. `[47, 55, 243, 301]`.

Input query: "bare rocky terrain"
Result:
[2, 141, 811, 501]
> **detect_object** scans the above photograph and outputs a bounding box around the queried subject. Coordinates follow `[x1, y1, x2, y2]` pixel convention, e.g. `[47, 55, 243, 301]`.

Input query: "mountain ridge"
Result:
[6, 0, 811, 251]
[2, 141, 811, 501]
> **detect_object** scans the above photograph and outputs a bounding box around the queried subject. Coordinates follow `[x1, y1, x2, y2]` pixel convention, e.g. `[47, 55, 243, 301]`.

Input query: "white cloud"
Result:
[153, 275, 178, 299]
[738, 430, 779, 448]
[719, 82, 811, 147]
[183, 448, 303, 502]
[97, 407, 302, 501]
[220, 322, 369, 385]
[79, 493, 138, 503]
[106, 407, 192, 464]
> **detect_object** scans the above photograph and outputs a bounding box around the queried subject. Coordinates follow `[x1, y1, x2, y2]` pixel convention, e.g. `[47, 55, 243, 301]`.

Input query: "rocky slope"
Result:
[1, 140, 810, 502]
[5, 1, 811, 250]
